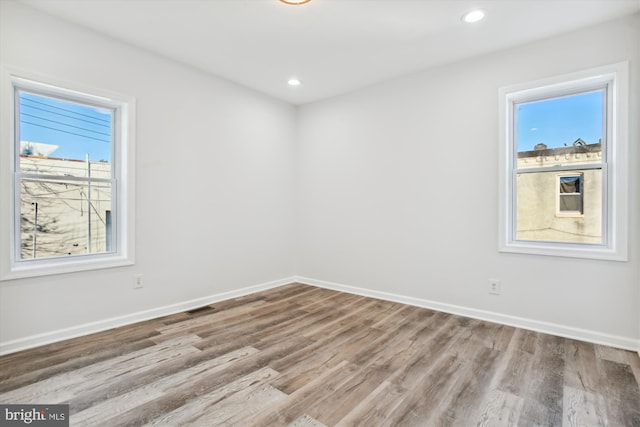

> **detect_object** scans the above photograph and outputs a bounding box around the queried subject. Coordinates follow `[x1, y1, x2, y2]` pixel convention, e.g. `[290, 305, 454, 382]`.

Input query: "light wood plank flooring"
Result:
[1, 283, 639, 426]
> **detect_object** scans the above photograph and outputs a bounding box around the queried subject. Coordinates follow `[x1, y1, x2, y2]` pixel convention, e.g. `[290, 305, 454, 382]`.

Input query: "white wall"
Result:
[0, 1, 297, 351]
[296, 13, 640, 349]
[1, 2, 638, 354]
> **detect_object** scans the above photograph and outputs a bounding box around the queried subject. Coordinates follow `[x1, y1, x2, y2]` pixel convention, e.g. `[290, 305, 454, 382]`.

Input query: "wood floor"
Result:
[1, 283, 639, 426]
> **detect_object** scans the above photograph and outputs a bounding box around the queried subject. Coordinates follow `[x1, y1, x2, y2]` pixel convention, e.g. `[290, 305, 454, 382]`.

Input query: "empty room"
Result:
[0, 0, 639, 425]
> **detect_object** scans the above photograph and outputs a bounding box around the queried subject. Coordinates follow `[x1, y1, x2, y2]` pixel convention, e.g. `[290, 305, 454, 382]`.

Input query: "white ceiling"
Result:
[19, 0, 640, 105]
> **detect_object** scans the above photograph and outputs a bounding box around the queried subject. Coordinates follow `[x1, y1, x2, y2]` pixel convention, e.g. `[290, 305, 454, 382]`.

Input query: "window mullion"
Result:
[515, 163, 603, 174]
[18, 173, 113, 184]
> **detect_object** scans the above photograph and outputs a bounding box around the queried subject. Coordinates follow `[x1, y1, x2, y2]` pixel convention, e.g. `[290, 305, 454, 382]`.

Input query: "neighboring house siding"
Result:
[516, 143, 602, 243]
[19, 155, 112, 259]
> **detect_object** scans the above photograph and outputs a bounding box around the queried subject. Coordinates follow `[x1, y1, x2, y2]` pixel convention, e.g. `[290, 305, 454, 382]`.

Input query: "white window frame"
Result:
[0, 69, 135, 280]
[498, 62, 628, 261]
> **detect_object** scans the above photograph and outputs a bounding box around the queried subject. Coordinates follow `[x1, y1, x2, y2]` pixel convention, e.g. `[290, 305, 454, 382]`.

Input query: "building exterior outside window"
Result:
[516, 140, 601, 244]
[19, 149, 113, 259]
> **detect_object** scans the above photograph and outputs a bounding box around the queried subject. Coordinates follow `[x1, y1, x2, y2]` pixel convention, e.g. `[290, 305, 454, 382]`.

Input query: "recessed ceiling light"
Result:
[462, 10, 485, 23]
[279, 0, 311, 5]
[288, 78, 302, 86]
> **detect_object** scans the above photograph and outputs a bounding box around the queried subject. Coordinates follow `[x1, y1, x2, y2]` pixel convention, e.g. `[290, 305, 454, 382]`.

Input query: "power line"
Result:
[21, 112, 111, 137]
[20, 103, 111, 128]
[20, 95, 111, 123]
[21, 121, 111, 143]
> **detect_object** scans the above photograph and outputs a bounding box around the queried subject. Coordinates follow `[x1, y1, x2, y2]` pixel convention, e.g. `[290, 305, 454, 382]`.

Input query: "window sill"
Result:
[0, 253, 134, 281]
[499, 241, 627, 262]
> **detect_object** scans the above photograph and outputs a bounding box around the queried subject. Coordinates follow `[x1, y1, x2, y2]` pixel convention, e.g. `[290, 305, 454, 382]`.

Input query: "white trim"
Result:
[2, 276, 637, 355]
[498, 62, 628, 261]
[295, 276, 640, 352]
[0, 277, 294, 356]
[0, 67, 136, 280]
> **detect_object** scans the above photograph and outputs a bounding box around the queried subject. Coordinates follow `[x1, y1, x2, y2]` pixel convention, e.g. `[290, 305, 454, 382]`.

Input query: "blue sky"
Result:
[19, 88, 602, 159]
[19, 92, 112, 162]
[516, 90, 603, 152]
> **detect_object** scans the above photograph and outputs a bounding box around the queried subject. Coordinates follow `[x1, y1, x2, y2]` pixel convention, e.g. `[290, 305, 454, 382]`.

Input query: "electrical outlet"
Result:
[134, 274, 144, 289]
[489, 279, 500, 295]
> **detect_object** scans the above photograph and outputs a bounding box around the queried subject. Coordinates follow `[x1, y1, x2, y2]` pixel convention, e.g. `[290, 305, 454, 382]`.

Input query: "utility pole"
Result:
[32, 202, 38, 259]
[86, 153, 91, 254]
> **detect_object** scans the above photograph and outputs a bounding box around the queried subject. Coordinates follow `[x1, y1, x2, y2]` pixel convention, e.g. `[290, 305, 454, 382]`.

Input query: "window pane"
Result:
[516, 169, 601, 244]
[559, 194, 581, 212]
[17, 91, 115, 261]
[516, 90, 603, 169]
[559, 176, 580, 194]
[19, 92, 112, 173]
[20, 178, 113, 259]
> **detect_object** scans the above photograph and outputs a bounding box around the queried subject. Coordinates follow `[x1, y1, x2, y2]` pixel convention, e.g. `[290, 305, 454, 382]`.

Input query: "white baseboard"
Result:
[3, 275, 638, 356]
[295, 276, 640, 353]
[0, 277, 294, 356]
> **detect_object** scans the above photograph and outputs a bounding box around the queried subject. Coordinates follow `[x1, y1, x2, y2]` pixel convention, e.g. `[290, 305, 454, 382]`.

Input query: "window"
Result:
[499, 63, 628, 260]
[1, 71, 135, 279]
[557, 174, 583, 216]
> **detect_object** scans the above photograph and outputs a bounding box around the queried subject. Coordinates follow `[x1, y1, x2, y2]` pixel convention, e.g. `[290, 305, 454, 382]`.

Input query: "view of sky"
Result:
[19, 92, 112, 162]
[19, 88, 602, 160]
[516, 90, 603, 152]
